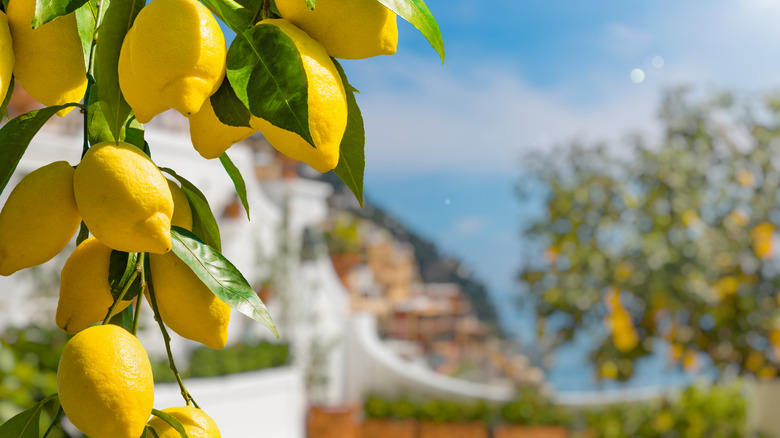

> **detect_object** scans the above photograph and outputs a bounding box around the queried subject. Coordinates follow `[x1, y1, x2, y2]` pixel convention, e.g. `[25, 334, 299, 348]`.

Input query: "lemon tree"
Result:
[519, 90, 780, 382]
[0, 0, 444, 434]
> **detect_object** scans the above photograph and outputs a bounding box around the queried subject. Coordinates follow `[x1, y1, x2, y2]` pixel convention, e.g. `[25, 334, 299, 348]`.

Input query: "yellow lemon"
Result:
[254, 19, 347, 173]
[0, 161, 80, 276]
[148, 406, 221, 438]
[275, 0, 398, 59]
[56, 237, 131, 334]
[118, 0, 226, 122]
[149, 251, 230, 349]
[57, 325, 154, 438]
[0, 11, 14, 105]
[167, 178, 193, 230]
[189, 97, 261, 159]
[74, 142, 173, 254]
[752, 221, 776, 260]
[6, 0, 86, 116]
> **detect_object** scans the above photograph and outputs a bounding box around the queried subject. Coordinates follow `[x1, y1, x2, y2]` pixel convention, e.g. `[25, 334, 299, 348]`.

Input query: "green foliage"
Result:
[332, 59, 366, 208]
[32, 0, 88, 28]
[150, 409, 188, 438]
[152, 340, 289, 382]
[226, 23, 313, 147]
[0, 327, 67, 437]
[0, 104, 79, 195]
[364, 397, 491, 424]
[218, 152, 251, 220]
[93, 0, 143, 142]
[210, 79, 253, 128]
[160, 168, 222, 252]
[374, 0, 444, 62]
[501, 388, 571, 426]
[170, 227, 278, 337]
[583, 385, 750, 438]
[364, 384, 755, 436]
[519, 90, 780, 378]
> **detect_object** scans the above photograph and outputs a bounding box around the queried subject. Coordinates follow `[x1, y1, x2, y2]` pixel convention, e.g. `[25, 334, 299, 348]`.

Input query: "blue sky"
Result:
[335, 0, 780, 332]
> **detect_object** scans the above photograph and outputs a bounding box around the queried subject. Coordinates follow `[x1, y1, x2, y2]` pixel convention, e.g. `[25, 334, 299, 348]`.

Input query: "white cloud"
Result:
[452, 216, 488, 236]
[349, 54, 662, 178]
[604, 23, 654, 57]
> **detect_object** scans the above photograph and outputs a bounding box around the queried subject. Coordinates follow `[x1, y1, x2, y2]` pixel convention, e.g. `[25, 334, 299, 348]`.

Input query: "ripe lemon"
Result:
[56, 237, 131, 334]
[189, 98, 261, 159]
[0, 161, 80, 276]
[74, 142, 173, 254]
[57, 325, 154, 438]
[6, 0, 86, 116]
[0, 11, 14, 106]
[149, 251, 230, 350]
[253, 19, 347, 173]
[275, 0, 398, 59]
[148, 406, 221, 437]
[167, 178, 193, 230]
[118, 0, 226, 123]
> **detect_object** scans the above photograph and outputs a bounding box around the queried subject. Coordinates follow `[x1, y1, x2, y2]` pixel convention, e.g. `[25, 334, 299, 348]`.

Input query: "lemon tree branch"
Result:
[144, 256, 200, 408]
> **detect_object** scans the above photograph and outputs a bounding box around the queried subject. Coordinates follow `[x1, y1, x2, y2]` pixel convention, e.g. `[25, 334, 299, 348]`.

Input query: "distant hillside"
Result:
[314, 172, 503, 335]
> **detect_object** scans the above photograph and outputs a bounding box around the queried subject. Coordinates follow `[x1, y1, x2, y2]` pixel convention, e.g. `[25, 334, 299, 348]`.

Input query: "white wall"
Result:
[154, 367, 306, 438]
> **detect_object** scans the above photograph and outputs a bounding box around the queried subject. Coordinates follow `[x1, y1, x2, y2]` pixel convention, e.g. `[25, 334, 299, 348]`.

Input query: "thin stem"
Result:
[252, 0, 270, 24]
[42, 406, 63, 438]
[132, 259, 146, 335]
[81, 0, 105, 157]
[102, 253, 145, 325]
[145, 256, 199, 408]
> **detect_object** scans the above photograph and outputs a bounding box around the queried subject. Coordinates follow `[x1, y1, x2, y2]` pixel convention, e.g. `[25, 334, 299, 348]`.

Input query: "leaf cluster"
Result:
[519, 89, 780, 378]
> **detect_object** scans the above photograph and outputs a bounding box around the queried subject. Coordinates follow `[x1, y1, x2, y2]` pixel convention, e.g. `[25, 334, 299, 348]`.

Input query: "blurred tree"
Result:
[518, 89, 780, 381]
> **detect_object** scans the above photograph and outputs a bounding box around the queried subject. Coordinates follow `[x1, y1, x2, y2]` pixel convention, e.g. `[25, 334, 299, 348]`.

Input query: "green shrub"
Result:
[152, 340, 290, 382]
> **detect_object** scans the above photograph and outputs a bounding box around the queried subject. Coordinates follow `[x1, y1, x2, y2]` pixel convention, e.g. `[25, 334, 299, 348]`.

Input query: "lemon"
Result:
[149, 251, 230, 350]
[167, 178, 193, 230]
[0, 161, 81, 276]
[276, 0, 397, 59]
[0, 11, 14, 106]
[253, 19, 347, 173]
[56, 237, 131, 334]
[118, 0, 226, 123]
[74, 142, 173, 254]
[148, 406, 221, 438]
[189, 98, 261, 159]
[57, 325, 154, 438]
[6, 0, 86, 116]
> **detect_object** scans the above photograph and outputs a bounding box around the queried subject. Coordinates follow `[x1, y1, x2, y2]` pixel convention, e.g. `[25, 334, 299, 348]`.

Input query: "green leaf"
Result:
[211, 78, 252, 128]
[74, 0, 97, 71]
[219, 153, 250, 220]
[76, 221, 90, 245]
[145, 425, 161, 438]
[159, 168, 222, 252]
[331, 59, 365, 207]
[0, 400, 47, 437]
[32, 0, 88, 28]
[0, 104, 78, 195]
[87, 85, 145, 147]
[88, 94, 116, 145]
[0, 76, 15, 122]
[94, 0, 144, 141]
[171, 227, 279, 338]
[151, 409, 188, 438]
[226, 23, 314, 146]
[198, 0, 254, 34]
[109, 304, 134, 330]
[122, 117, 145, 149]
[376, 0, 444, 62]
[108, 251, 142, 302]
